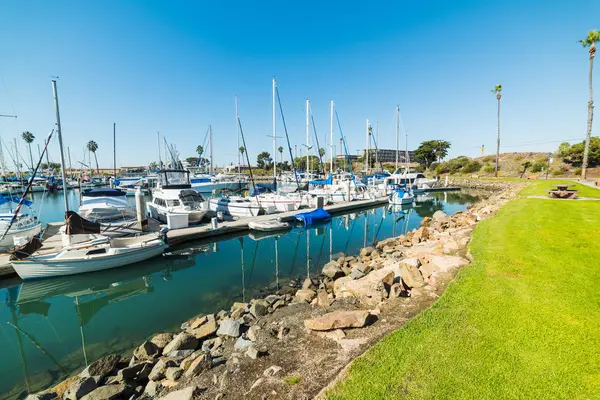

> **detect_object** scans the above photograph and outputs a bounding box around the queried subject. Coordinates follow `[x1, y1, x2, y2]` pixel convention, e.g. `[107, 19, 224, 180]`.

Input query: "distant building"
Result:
[223, 164, 252, 173]
[362, 149, 415, 164]
[335, 154, 359, 161]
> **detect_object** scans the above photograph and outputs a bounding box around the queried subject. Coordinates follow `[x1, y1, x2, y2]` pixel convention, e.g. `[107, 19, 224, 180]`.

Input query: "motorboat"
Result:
[78, 188, 132, 221]
[0, 197, 43, 251]
[248, 220, 291, 232]
[384, 168, 437, 194]
[209, 195, 276, 217]
[147, 170, 211, 224]
[190, 173, 248, 195]
[255, 192, 312, 212]
[389, 185, 415, 205]
[10, 233, 168, 280]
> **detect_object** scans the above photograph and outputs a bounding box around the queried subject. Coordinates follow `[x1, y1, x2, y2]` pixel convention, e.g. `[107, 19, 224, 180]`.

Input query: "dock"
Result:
[423, 186, 461, 192]
[0, 197, 390, 280]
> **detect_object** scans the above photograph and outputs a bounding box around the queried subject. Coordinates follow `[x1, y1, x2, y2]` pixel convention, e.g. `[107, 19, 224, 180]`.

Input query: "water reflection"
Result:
[0, 191, 479, 399]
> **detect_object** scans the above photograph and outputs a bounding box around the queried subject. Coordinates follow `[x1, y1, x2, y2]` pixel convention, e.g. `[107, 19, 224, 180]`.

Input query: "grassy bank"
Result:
[327, 192, 600, 399]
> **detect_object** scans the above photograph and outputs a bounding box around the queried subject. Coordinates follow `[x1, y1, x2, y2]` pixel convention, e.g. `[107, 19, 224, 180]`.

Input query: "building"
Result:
[362, 149, 415, 164]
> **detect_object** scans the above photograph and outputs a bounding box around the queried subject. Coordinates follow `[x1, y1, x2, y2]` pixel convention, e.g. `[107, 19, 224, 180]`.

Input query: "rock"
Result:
[277, 325, 290, 340]
[216, 310, 229, 320]
[304, 310, 372, 331]
[250, 302, 268, 318]
[64, 377, 97, 400]
[157, 386, 196, 400]
[150, 333, 173, 351]
[217, 319, 241, 338]
[428, 255, 469, 272]
[341, 266, 352, 276]
[315, 289, 331, 308]
[301, 277, 314, 289]
[79, 354, 121, 380]
[187, 315, 208, 330]
[246, 345, 267, 359]
[321, 261, 344, 280]
[272, 299, 286, 310]
[184, 354, 212, 377]
[26, 394, 57, 400]
[234, 336, 253, 350]
[144, 380, 159, 397]
[165, 367, 183, 381]
[333, 276, 353, 297]
[164, 349, 194, 358]
[247, 325, 261, 341]
[389, 282, 403, 298]
[293, 289, 316, 303]
[133, 341, 159, 360]
[399, 259, 425, 288]
[420, 216, 432, 227]
[116, 361, 151, 382]
[80, 385, 126, 400]
[148, 358, 179, 381]
[359, 246, 374, 257]
[349, 268, 366, 280]
[316, 329, 346, 342]
[162, 332, 199, 354]
[190, 314, 218, 340]
[412, 227, 429, 242]
[261, 366, 282, 379]
[432, 210, 447, 221]
[343, 269, 395, 306]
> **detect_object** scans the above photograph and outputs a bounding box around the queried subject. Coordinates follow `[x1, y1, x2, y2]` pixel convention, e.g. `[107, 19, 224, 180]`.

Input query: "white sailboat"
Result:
[10, 80, 168, 280]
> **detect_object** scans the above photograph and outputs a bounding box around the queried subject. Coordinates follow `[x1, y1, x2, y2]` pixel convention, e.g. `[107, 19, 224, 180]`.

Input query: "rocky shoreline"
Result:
[28, 182, 525, 400]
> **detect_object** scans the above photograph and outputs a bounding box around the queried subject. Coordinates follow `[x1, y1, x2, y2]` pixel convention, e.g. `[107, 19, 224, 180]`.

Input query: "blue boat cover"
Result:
[309, 174, 333, 185]
[0, 197, 33, 207]
[295, 208, 331, 226]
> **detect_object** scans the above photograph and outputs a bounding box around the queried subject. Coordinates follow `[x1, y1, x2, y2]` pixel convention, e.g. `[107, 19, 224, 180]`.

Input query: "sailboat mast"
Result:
[67, 146, 72, 178]
[235, 96, 240, 175]
[306, 99, 310, 175]
[395, 105, 399, 171]
[52, 80, 69, 213]
[209, 125, 213, 175]
[157, 132, 162, 168]
[0, 136, 6, 177]
[375, 121, 379, 167]
[329, 101, 334, 173]
[113, 123, 116, 178]
[272, 78, 277, 180]
[365, 119, 369, 173]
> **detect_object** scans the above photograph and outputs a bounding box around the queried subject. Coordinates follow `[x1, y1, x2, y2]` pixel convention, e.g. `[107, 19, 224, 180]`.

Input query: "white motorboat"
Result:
[389, 186, 415, 205]
[209, 195, 276, 217]
[384, 168, 437, 194]
[0, 214, 42, 251]
[147, 170, 211, 224]
[10, 233, 168, 280]
[255, 192, 311, 212]
[190, 173, 248, 194]
[248, 220, 291, 232]
[78, 188, 133, 221]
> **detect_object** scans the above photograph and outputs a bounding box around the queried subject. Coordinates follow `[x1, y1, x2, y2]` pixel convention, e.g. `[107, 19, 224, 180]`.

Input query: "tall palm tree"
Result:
[87, 140, 99, 174]
[21, 131, 35, 172]
[579, 30, 599, 180]
[196, 145, 204, 158]
[491, 84, 502, 177]
[278, 146, 284, 165]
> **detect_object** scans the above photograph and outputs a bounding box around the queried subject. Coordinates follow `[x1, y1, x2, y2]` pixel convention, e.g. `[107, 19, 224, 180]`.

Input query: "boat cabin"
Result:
[158, 170, 191, 189]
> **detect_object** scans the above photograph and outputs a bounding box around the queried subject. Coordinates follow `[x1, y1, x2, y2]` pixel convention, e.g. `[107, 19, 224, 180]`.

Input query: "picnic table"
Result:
[548, 184, 578, 199]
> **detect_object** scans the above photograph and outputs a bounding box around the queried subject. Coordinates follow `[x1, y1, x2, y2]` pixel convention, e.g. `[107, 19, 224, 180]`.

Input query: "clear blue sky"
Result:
[0, 0, 598, 169]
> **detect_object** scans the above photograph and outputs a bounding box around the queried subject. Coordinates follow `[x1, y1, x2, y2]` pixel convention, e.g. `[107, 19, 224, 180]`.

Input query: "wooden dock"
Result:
[0, 197, 390, 280]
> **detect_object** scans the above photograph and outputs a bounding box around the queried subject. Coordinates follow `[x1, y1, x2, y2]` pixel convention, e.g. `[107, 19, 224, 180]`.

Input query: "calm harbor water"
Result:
[0, 191, 479, 399]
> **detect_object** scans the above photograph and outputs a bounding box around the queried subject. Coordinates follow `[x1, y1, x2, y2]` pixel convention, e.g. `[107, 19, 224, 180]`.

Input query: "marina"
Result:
[0, 190, 478, 398]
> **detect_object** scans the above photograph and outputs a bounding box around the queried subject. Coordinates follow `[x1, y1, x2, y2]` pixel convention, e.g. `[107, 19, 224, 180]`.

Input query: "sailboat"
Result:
[9, 80, 168, 280]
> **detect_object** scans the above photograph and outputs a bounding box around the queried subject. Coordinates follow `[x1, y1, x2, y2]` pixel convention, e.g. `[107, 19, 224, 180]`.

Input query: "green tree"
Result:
[278, 145, 284, 164]
[319, 147, 326, 158]
[196, 145, 204, 159]
[239, 146, 245, 158]
[21, 131, 35, 171]
[579, 30, 600, 179]
[520, 161, 532, 178]
[86, 140, 99, 173]
[491, 84, 503, 177]
[256, 151, 272, 169]
[557, 142, 571, 158]
[149, 161, 158, 170]
[414, 140, 452, 169]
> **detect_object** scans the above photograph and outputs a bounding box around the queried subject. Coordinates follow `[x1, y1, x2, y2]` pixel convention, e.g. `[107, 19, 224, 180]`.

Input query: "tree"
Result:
[239, 146, 245, 159]
[21, 131, 35, 171]
[256, 151, 272, 169]
[196, 145, 204, 158]
[413, 140, 452, 169]
[564, 136, 600, 166]
[491, 84, 503, 177]
[278, 146, 284, 164]
[579, 30, 600, 179]
[87, 140, 99, 173]
[149, 161, 158, 170]
[557, 142, 571, 158]
[319, 147, 325, 158]
[520, 161, 532, 178]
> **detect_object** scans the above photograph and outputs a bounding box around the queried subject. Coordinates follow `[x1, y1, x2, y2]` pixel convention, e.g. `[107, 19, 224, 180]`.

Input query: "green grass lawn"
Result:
[518, 180, 600, 198]
[326, 198, 600, 399]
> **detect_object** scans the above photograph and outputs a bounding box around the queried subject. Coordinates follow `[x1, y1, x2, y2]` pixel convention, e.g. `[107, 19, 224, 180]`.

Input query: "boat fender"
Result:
[159, 227, 169, 243]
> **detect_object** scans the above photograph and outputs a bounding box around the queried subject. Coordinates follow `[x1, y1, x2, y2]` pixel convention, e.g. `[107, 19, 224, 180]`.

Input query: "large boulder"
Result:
[64, 378, 97, 400]
[149, 358, 179, 381]
[343, 269, 395, 306]
[304, 310, 372, 331]
[322, 261, 345, 280]
[133, 341, 160, 360]
[293, 289, 316, 303]
[80, 354, 121, 380]
[333, 276, 353, 297]
[432, 210, 447, 221]
[428, 255, 469, 272]
[217, 319, 241, 338]
[399, 258, 425, 288]
[250, 302, 268, 318]
[162, 332, 199, 354]
[189, 314, 218, 340]
[158, 386, 196, 400]
[80, 385, 127, 400]
[150, 333, 174, 351]
[184, 354, 212, 377]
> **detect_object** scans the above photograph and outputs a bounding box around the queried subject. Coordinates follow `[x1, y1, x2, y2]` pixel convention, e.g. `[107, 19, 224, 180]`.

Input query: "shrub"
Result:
[461, 160, 482, 173]
[531, 161, 549, 173]
[483, 164, 495, 174]
[482, 155, 494, 163]
[514, 154, 524, 161]
[284, 376, 302, 386]
[574, 167, 582, 176]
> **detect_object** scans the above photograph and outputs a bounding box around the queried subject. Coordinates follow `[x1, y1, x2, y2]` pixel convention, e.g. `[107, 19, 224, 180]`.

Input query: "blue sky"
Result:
[0, 0, 598, 169]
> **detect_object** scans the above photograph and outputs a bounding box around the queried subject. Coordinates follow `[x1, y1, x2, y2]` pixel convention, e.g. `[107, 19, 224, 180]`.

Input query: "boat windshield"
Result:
[160, 170, 190, 187]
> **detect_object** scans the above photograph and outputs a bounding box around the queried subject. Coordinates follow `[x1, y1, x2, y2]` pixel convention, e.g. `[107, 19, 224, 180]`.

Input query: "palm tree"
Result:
[239, 146, 245, 157]
[21, 131, 35, 171]
[579, 30, 599, 180]
[277, 145, 284, 165]
[491, 84, 502, 177]
[87, 140, 99, 174]
[196, 145, 204, 158]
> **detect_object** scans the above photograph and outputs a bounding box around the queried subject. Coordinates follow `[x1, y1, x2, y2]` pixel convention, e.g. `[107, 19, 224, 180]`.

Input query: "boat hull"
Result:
[11, 241, 167, 280]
